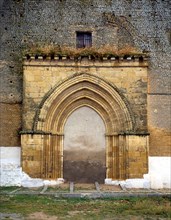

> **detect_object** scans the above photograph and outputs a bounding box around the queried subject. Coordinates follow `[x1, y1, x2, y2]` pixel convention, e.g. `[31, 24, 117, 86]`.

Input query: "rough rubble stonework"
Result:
[0, 0, 171, 188]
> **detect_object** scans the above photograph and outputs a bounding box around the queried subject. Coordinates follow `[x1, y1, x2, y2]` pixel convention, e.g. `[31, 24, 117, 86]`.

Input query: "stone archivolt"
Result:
[22, 72, 148, 181]
[35, 73, 134, 134]
[20, 10, 149, 179]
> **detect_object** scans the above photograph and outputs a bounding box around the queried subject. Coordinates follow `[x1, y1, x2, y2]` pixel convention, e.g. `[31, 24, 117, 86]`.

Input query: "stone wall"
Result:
[0, 0, 170, 156]
[0, 0, 171, 187]
[21, 58, 149, 181]
[0, 103, 21, 146]
[23, 59, 148, 132]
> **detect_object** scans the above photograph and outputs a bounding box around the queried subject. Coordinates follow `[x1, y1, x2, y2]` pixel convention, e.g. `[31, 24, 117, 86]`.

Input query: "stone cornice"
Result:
[23, 56, 148, 67]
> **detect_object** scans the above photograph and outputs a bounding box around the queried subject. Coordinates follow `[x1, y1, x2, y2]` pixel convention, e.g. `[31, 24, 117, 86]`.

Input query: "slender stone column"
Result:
[43, 133, 64, 179]
[112, 135, 119, 179]
[106, 134, 119, 179]
[118, 135, 127, 179]
[106, 135, 113, 179]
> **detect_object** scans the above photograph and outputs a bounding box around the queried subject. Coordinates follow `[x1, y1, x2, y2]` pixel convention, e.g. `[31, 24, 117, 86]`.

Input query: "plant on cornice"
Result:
[24, 43, 146, 59]
[25, 44, 61, 56]
[98, 45, 119, 58]
[118, 45, 144, 56]
[75, 47, 100, 59]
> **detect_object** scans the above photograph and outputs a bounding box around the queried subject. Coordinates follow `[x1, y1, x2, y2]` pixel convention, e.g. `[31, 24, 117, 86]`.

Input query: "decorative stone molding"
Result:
[22, 59, 149, 182]
[24, 54, 148, 62]
[33, 72, 135, 133]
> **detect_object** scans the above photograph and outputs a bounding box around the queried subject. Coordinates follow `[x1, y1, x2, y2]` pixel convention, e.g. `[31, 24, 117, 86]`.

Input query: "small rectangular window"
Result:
[76, 32, 92, 48]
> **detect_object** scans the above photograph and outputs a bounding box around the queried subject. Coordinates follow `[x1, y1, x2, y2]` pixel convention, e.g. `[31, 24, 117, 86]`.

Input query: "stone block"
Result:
[0, 104, 21, 146]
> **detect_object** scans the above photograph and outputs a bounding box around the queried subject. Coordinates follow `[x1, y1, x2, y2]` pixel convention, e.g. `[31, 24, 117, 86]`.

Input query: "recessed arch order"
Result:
[33, 72, 135, 180]
[34, 72, 135, 134]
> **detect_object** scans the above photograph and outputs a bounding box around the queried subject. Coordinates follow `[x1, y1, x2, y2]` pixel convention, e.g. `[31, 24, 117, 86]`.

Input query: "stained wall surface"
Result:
[21, 60, 149, 181]
[0, 0, 171, 187]
[0, 0, 170, 156]
[64, 106, 106, 183]
[22, 60, 148, 132]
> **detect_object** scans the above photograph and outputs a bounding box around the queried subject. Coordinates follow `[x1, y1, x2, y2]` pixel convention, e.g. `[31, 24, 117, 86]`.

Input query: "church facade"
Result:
[0, 0, 170, 188]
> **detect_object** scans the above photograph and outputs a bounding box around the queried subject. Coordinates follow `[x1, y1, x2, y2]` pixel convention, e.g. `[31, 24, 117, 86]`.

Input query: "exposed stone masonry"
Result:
[21, 57, 149, 180]
[0, 0, 171, 187]
[0, 0, 170, 156]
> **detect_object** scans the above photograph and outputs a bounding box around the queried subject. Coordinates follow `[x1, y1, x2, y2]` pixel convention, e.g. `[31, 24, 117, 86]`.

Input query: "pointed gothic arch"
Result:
[29, 73, 135, 180]
[34, 72, 135, 133]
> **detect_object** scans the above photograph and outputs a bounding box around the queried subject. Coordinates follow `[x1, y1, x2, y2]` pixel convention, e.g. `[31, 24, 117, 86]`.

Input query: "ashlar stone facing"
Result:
[21, 58, 149, 182]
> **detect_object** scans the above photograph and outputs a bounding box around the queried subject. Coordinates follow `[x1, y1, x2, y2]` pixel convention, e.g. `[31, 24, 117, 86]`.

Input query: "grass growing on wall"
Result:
[24, 44, 146, 59]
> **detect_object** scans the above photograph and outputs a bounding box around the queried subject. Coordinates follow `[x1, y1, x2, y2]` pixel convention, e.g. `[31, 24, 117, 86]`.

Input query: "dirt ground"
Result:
[0, 185, 170, 220]
[0, 212, 169, 220]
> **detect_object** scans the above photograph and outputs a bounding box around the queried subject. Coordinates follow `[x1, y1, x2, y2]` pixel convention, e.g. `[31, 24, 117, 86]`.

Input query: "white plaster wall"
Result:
[0, 147, 22, 186]
[105, 156, 171, 189]
[148, 156, 171, 189]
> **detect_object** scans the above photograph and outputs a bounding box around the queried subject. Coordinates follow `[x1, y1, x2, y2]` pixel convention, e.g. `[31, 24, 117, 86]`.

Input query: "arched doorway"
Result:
[26, 73, 136, 180]
[63, 106, 106, 183]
